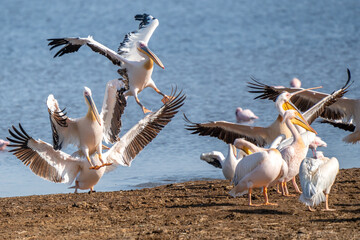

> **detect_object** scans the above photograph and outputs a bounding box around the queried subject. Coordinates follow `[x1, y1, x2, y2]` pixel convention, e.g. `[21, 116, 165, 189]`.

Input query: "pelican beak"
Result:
[242, 146, 253, 155]
[231, 144, 237, 158]
[85, 95, 102, 126]
[138, 45, 165, 69]
[282, 100, 317, 134]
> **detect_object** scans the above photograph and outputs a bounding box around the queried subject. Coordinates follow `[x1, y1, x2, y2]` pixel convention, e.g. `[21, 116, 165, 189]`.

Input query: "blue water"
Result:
[0, 0, 359, 197]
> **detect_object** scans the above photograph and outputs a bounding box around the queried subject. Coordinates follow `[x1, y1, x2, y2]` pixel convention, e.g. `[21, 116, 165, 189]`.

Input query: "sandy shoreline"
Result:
[0, 168, 359, 239]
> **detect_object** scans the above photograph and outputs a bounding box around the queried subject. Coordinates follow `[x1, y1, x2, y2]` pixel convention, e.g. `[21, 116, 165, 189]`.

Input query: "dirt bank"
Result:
[0, 168, 359, 239]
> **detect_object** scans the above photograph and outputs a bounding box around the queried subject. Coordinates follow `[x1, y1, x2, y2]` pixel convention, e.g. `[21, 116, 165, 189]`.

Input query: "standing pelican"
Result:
[235, 107, 258, 122]
[200, 144, 244, 181]
[47, 79, 127, 170]
[229, 127, 291, 206]
[299, 152, 339, 211]
[48, 14, 170, 114]
[7, 90, 185, 193]
[248, 69, 360, 143]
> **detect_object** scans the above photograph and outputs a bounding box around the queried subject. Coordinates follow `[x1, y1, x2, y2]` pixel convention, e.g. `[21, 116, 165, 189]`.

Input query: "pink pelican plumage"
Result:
[290, 78, 302, 88]
[235, 107, 259, 123]
[0, 139, 10, 151]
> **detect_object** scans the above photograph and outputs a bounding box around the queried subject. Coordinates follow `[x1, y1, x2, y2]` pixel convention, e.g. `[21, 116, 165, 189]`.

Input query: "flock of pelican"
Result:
[1, 13, 358, 212]
[187, 69, 354, 211]
[6, 13, 185, 193]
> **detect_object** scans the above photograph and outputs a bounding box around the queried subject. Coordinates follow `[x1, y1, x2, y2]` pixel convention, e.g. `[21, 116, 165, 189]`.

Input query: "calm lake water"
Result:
[0, 0, 359, 197]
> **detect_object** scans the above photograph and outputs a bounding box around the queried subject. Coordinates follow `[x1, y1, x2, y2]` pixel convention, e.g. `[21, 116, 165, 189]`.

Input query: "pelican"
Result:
[309, 136, 327, 157]
[7, 91, 185, 193]
[248, 69, 360, 143]
[47, 79, 127, 170]
[235, 107, 258, 122]
[290, 78, 301, 88]
[48, 13, 170, 114]
[184, 73, 350, 148]
[229, 115, 299, 206]
[200, 144, 245, 181]
[0, 139, 9, 151]
[299, 152, 339, 211]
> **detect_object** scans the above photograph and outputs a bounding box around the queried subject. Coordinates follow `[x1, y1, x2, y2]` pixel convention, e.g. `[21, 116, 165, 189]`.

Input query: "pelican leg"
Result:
[283, 182, 295, 197]
[292, 177, 302, 193]
[308, 206, 316, 212]
[98, 153, 112, 168]
[322, 194, 336, 211]
[74, 181, 79, 194]
[262, 187, 277, 206]
[151, 85, 174, 104]
[102, 144, 110, 150]
[87, 155, 101, 170]
[276, 183, 281, 194]
[248, 188, 260, 206]
[88, 187, 96, 194]
[134, 92, 151, 114]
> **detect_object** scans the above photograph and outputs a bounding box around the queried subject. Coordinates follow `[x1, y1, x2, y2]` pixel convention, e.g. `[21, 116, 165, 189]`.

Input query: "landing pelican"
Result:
[7, 91, 185, 193]
[299, 152, 339, 211]
[48, 14, 170, 114]
[200, 144, 245, 181]
[248, 69, 360, 143]
[47, 79, 127, 170]
[185, 73, 350, 147]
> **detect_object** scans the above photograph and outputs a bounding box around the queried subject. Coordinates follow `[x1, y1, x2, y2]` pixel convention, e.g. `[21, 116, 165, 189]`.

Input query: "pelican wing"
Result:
[47, 94, 79, 150]
[184, 115, 271, 147]
[248, 69, 355, 121]
[320, 119, 356, 132]
[104, 90, 186, 170]
[100, 79, 128, 144]
[48, 36, 127, 66]
[7, 124, 81, 184]
[313, 157, 339, 194]
[117, 14, 159, 61]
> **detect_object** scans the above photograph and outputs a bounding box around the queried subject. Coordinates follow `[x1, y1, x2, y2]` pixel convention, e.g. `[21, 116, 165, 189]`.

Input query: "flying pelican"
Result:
[290, 78, 301, 88]
[235, 107, 258, 122]
[0, 139, 9, 151]
[229, 114, 303, 206]
[48, 13, 170, 114]
[200, 144, 244, 181]
[299, 152, 339, 211]
[248, 69, 360, 143]
[47, 79, 127, 170]
[7, 91, 185, 193]
[309, 136, 327, 157]
[184, 73, 350, 148]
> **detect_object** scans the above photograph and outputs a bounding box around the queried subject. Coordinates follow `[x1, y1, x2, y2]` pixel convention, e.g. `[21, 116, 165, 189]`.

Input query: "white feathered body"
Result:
[230, 149, 285, 197]
[299, 156, 339, 206]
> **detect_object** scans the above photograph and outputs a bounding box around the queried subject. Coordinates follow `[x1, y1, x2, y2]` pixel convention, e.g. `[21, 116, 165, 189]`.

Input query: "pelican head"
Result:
[137, 41, 165, 69]
[83, 87, 102, 126]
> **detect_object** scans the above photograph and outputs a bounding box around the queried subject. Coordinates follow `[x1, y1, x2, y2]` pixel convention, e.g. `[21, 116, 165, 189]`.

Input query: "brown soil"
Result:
[0, 168, 359, 239]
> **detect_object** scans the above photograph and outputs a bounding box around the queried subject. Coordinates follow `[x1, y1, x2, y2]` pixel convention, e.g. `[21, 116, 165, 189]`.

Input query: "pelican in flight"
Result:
[248, 69, 360, 143]
[47, 79, 127, 170]
[200, 144, 245, 181]
[7, 90, 185, 193]
[48, 13, 170, 114]
[299, 152, 339, 211]
[185, 73, 351, 148]
[235, 107, 258, 122]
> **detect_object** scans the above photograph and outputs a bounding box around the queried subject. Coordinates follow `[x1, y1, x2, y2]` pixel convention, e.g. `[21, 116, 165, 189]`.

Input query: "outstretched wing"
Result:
[104, 89, 186, 170]
[47, 36, 127, 66]
[320, 119, 356, 132]
[47, 94, 79, 150]
[184, 114, 275, 147]
[117, 14, 159, 61]
[100, 79, 128, 144]
[7, 124, 81, 184]
[248, 69, 355, 121]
